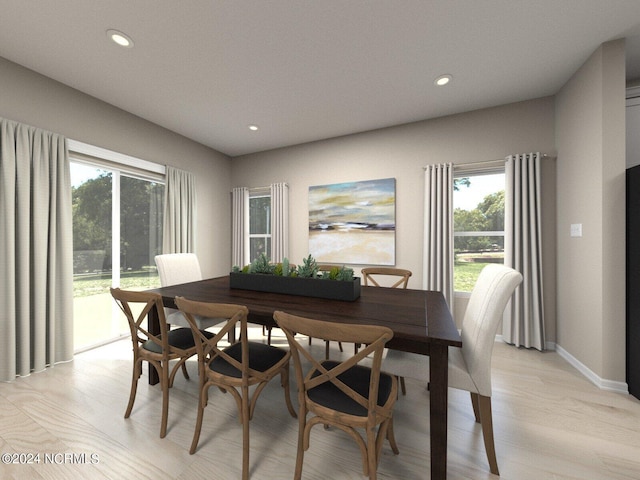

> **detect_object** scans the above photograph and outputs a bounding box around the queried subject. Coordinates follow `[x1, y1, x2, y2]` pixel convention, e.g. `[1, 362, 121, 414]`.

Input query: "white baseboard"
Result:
[555, 344, 629, 395]
[495, 336, 629, 395]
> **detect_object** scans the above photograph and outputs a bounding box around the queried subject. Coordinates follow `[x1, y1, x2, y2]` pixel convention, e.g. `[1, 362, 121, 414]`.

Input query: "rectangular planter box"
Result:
[229, 272, 360, 301]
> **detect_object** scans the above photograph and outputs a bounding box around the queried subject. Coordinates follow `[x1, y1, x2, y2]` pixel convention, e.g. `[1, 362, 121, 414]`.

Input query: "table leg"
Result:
[148, 306, 160, 385]
[429, 343, 449, 479]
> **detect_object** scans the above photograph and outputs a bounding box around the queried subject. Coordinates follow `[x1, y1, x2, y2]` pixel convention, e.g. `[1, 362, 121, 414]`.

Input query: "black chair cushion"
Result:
[209, 341, 287, 378]
[143, 328, 213, 353]
[307, 360, 393, 417]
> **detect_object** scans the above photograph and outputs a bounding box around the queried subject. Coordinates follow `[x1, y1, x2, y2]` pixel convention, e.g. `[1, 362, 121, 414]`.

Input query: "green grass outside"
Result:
[454, 253, 504, 292]
[72, 261, 501, 300]
[454, 262, 488, 292]
[73, 270, 160, 298]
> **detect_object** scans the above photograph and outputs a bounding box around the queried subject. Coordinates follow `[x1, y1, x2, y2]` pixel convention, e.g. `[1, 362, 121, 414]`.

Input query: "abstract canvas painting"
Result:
[308, 178, 395, 265]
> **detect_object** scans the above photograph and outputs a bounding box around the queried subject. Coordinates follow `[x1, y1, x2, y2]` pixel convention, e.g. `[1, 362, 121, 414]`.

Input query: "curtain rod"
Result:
[230, 183, 289, 194]
[423, 153, 549, 170]
[422, 158, 503, 171]
[454, 158, 505, 169]
[249, 183, 289, 190]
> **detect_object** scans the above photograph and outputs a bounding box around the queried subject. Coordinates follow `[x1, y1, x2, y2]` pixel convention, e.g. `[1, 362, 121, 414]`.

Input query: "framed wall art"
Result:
[308, 178, 395, 265]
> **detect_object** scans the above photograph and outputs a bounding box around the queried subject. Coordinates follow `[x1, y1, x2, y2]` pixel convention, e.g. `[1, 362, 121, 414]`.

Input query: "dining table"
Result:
[145, 275, 462, 480]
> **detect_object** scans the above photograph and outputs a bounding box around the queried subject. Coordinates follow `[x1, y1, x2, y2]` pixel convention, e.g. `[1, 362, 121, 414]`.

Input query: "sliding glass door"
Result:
[71, 161, 164, 351]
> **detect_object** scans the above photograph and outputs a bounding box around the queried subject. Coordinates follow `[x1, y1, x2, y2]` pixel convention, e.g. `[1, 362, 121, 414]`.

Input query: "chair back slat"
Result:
[361, 267, 412, 289]
[174, 296, 249, 379]
[111, 288, 178, 357]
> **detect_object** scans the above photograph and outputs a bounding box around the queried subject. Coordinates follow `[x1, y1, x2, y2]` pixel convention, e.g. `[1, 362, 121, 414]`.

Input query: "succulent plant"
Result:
[232, 254, 354, 282]
[297, 254, 319, 278]
[273, 263, 283, 276]
[335, 266, 355, 281]
[282, 257, 291, 277]
[249, 253, 274, 274]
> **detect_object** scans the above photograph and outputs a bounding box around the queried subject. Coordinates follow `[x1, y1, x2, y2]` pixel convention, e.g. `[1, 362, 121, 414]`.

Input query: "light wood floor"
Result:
[2, 327, 640, 480]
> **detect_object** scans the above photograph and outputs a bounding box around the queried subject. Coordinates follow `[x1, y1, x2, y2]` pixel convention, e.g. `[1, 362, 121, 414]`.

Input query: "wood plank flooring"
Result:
[1, 327, 640, 479]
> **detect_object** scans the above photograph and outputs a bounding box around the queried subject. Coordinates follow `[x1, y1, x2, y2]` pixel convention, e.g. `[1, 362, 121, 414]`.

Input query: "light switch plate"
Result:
[570, 223, 582, 237]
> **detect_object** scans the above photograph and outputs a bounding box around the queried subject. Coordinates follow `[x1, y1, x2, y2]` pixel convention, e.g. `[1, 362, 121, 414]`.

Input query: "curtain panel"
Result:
[0, 118, 73, 382]
[423, 163, 454, 308]
[231, 187, 249, 267]
[163, 166, 196, 254]
[503, 152, 545, 350]
[270, 182, 289, 263]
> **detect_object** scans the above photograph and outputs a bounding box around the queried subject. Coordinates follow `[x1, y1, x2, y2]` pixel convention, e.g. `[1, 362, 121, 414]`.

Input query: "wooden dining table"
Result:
[145, 275, 462, 480]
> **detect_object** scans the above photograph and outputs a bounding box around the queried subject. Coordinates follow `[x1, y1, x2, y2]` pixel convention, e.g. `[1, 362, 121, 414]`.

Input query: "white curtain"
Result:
[423, 163, 454, 308]
[270, 182, 289, 263]
[503, 152, 545, 350]
[0, 118, 73, 382]
[163, 166, 196, 253]
[232, 187, 249, 267]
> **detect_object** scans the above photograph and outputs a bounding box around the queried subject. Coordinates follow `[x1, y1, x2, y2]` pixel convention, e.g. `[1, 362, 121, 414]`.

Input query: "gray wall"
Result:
[0, 57, 232, 277]
[555, 40, 626, 383]
[231, 97, 558, 342]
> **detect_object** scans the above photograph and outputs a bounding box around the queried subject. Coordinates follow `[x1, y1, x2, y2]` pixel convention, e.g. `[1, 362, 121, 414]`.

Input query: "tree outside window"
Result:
[454, 172, 505, 292]
[71, 162, 164, 351]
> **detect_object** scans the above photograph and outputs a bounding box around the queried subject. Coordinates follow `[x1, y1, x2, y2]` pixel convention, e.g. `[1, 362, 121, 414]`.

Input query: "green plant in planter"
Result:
[273, 263, 283, 276]
[335, 266, 355, 281]
[282, 257, 292, 277]
[326, 266, 341, 280]
[297, 254, 319, 278]
[320, 265, 355, 281]
[249, 253, 274, 274]
[232, 254, 354, 282]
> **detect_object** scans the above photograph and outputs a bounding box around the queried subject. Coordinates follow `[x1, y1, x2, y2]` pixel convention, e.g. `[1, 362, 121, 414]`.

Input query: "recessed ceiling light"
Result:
[434, 74, 452, 86]
[248, 125, 259, 131]
[107, 29, 134, 48]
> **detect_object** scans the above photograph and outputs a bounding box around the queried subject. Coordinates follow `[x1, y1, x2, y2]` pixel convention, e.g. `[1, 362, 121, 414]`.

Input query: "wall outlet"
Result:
[570, 223, 582, 237]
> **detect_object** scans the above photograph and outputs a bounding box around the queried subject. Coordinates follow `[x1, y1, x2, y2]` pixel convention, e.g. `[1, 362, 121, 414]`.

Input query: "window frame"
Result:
[69, 140, 166, 352]
[247, 187, 272, 263]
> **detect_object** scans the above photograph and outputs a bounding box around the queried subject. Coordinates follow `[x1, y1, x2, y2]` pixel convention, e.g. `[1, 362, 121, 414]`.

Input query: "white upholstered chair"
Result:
[155, 253, 223, 330]
[383, 264, 522, 475]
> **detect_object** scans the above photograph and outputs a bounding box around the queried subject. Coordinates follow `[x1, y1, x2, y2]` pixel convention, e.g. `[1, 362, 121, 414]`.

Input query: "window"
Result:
[453, 171, 505, 293]
[249, 189, 271, 262]
[70, 141, 165, 351]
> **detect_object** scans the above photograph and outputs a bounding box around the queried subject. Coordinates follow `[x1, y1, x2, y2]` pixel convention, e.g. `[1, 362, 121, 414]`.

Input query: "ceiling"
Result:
[1, 1, 640, 157]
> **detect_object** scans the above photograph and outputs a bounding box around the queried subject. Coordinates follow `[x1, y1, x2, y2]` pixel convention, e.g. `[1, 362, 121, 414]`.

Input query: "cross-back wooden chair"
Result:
[361, 267, 412, 289]
[360, 267, 413, 394]
[111, 288, 202, 438]
[175, 297, 297, 480]
[314, 264, 346, 357]
[274, 310, 399, 480]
